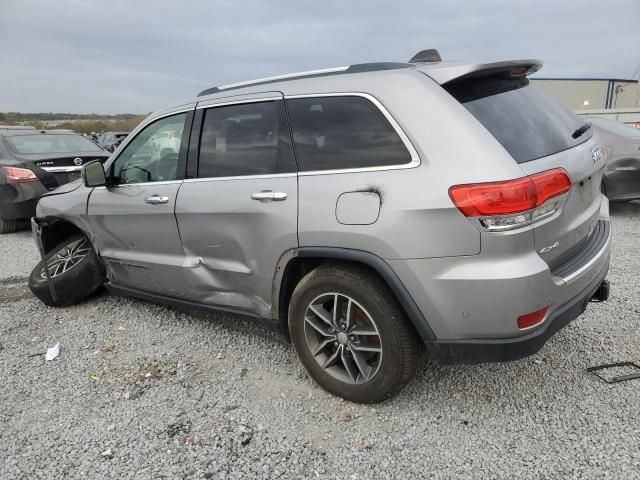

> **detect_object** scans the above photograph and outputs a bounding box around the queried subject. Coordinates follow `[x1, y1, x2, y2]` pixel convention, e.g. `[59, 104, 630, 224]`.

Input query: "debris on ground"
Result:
[341, 411, 353, 422]
[239, 425, 253, 446]
[216, 352, 225, 360]
[45, 343, 60, 362]
[166, 420, 191, 439]
[100, 448, 113, 458]
[587, 362, 640, 384]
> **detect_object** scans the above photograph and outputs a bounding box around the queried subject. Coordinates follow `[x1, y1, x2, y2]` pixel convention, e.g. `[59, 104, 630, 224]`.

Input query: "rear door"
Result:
[444, 75, 605, 267]
[87, 109, 193, 296]
[175, 93, 298, 318]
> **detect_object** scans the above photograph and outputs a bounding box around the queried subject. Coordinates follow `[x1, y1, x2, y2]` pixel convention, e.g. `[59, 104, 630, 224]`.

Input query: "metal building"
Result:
[531, 78, 639, 110]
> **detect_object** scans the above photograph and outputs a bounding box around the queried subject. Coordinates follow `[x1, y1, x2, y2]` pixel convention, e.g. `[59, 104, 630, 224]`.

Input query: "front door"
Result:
[175, 95, 298, 318]
[87, 109, 192, 297]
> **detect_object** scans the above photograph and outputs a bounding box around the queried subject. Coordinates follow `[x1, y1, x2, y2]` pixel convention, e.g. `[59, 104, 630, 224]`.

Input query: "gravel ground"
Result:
[1, 204, 639, 479]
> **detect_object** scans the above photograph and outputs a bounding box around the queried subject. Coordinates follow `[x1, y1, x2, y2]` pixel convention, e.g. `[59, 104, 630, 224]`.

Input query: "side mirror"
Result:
[82, 160, 107, 187]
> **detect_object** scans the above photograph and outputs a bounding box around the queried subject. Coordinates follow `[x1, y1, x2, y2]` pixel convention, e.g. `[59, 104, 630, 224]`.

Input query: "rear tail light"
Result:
[0, 166, 39, 184]
[517, 306, 549, 329]
[448, 168, 571, 231]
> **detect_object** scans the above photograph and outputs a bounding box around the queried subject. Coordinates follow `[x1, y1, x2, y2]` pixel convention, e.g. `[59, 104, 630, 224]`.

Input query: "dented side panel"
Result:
[175, 176, 298, 318]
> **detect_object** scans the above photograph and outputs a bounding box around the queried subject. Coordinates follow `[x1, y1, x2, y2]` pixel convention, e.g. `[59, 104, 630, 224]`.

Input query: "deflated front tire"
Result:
[29, 234, 105, 307]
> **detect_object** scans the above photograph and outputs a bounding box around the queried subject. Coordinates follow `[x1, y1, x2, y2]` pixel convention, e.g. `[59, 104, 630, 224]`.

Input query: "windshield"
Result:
[584, 117, 640, 139]
[445, 76, 592, 163]
[6, 134, 103, 154]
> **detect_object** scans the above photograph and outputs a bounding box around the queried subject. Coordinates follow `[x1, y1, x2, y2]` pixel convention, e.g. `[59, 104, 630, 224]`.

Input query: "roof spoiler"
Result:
[419, 59, 543, 85]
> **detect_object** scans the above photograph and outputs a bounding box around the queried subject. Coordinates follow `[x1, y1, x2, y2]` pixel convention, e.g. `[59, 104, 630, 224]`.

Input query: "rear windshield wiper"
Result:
[572, 123, 591, 139]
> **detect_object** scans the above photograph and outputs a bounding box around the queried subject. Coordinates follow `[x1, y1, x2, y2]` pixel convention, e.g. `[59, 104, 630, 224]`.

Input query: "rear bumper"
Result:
[0, 182, 48, 220]
[427, 260, 609, 364]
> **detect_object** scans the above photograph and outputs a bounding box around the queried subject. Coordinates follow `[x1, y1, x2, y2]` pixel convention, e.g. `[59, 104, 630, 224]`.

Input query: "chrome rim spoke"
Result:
[351, 349, 373, 381]
[309, 304, 334, 328]
[344, 299, 354, 331]
[41, 239, 90, 278]
[341, 348, 359, 383]
[303, 292, 382, 385]
[322, 345, 342, 369]
[312, 337, 335, 356]
[349, 325, 377, 336]
[305, 315, 334, 337]
[350, 343, 382, 353]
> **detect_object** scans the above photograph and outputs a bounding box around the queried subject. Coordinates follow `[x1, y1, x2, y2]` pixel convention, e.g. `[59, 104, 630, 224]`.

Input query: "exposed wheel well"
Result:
[277, 256, 426, 341]
[40, 218, 86, 254]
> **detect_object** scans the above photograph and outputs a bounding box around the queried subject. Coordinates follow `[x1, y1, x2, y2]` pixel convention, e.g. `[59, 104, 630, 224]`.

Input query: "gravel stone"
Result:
[1, 204, 639, 478]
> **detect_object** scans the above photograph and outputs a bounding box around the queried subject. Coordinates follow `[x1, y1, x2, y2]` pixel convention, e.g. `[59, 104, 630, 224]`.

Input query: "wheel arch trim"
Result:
[273, 246, 436, 342]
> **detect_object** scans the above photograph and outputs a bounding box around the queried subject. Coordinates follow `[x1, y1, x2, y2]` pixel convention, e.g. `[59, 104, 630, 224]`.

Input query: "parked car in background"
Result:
[28, 50, 611, 402]
[583, 116, 640, 202]
[0, 127, 110, 233]
[97, 131, 129, 152]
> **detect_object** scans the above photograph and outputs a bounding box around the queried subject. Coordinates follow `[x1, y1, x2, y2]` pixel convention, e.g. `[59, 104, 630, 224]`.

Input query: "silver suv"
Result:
[29, 50, 611, 403]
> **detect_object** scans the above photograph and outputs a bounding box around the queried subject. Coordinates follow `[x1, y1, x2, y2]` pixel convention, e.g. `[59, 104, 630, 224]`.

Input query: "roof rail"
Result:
[197, 62, 412, 97]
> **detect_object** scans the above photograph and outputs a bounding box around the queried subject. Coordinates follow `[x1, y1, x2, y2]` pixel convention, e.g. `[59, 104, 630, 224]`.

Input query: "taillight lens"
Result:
[1, 166, 39, 184]
[448, 169, 571, 230]
[517, 306, 549, 329]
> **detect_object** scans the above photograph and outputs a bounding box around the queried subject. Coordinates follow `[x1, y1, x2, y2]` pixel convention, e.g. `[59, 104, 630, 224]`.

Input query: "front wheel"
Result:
[288, 264, 424, 403]
[29, 234, 105, 307]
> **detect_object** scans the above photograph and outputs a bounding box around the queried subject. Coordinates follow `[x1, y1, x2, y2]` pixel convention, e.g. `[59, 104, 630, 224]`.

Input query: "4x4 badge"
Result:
[591, 147, 603, 164]
[539, 241, 560, 254]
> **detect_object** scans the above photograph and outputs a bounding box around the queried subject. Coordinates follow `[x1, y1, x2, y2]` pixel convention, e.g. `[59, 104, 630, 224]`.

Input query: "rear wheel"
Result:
[0, 216, 19, 234]
[29, 234, 105, 307]
[288, 264, 424, 403]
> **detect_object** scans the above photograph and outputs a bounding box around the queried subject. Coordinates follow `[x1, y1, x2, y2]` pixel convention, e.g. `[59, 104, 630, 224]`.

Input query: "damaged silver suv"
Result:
[29, 50, 611, 403]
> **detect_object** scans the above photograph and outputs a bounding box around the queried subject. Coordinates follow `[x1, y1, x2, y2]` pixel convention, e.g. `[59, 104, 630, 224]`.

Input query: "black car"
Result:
[96, 131, 129, 152]
[0, 128, 110, 233]
[583, 117, 640, 202]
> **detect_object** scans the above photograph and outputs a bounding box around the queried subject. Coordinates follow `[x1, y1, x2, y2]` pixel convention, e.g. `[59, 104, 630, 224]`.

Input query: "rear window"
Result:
[6, 134, 103, 154]
[445, 76, 591, 163]
[287, 96, 412, 171]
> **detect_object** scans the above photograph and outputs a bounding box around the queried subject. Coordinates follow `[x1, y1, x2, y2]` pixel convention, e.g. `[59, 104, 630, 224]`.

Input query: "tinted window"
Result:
[446, 77, 591, 163]
[6, 134, 103, 154]
[287, 96, 412, 171]
[198, 101, 295, 178]
[111, 113, 187, 184]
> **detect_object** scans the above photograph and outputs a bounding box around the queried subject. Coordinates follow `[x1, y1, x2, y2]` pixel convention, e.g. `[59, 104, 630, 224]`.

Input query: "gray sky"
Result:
[1, 0, 638, 114]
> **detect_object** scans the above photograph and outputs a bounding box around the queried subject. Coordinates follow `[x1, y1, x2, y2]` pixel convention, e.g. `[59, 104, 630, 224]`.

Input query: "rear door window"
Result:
[197, 100, 296, 178]
[286, 96, 412, 171]
[445, 76, 591, 163]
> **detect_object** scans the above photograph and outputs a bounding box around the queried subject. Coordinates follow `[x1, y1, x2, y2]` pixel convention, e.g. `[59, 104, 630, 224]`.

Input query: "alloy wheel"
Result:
[40, 239, 91, 279]
[303, 293, 383, 385]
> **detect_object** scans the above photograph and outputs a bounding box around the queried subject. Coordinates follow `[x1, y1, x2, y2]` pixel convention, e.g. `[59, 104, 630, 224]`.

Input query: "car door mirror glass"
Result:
[82, 160, 106, 187]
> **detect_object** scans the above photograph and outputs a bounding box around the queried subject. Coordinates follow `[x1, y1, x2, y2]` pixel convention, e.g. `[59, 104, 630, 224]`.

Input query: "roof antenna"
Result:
[409, 49, 442, 63]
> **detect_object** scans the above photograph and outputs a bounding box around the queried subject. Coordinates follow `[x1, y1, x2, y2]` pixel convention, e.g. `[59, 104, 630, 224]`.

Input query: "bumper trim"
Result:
[427, 258, 609, 365]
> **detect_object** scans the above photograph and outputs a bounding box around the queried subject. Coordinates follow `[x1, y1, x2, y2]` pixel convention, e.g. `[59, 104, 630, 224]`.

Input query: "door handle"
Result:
[145, 195, 169, 205]
[251, 191, 288, 202]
